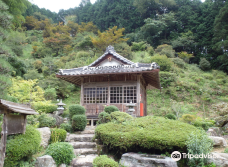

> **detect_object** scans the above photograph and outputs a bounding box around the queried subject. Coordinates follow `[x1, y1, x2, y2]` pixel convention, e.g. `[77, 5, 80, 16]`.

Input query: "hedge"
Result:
[93, 155, 119, 167]
[95, 116, 201, 152]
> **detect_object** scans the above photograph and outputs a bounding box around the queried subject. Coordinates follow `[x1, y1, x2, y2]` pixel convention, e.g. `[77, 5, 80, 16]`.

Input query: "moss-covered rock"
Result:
[95, 116, 201, 152]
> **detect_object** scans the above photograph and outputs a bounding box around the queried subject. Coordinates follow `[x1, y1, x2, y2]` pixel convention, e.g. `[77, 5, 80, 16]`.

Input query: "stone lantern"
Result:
[126, 100, 136, 117]
[56, 99, 65, 115]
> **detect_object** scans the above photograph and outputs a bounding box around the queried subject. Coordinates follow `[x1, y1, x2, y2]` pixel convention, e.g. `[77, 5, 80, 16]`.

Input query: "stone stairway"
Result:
[65, 126, 98, 167]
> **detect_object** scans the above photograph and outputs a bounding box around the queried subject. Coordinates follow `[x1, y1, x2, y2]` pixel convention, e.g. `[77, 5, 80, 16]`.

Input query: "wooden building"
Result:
[56, 46, 161, 119]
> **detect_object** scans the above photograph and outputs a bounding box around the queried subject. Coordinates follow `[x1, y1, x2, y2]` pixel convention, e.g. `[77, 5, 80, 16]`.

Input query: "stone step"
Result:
[69, 134, 95, 142]
[74, 148, 97, 156]
[70, 154, 98, 167]
[75, 130, 95, 134]
[69, 142, 96, 149]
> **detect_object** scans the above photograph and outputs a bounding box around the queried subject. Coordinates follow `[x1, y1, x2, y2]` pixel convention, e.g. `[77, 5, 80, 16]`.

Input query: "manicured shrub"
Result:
[104, 105, 119, 114]
[180, 114, 196, 124]
[110, 111, 132, 123]
[93, 155, 119, 167]
[199, 58, 211, 71]
[164, 113, 176, 120]
[45, 142, 75, 166]
[32, 101, 57, 113]
[69, 104, 86, 119]
[97, 112, 111, 125]
[192, 118, 215, 131]
[150, 55, 173, 71]
[72, 115, 87, 131]
[186, 130, 213, 167]
[95, 116, 201, 152]
[50, 128, 67, 143]
[4, 125, 41, 167]
[60, 123, 72, 132]
[170, 57, 186, 68]
[38, 114, 56, 128]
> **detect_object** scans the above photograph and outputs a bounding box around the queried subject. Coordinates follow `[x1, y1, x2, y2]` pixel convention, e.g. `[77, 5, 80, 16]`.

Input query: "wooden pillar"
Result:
[108, 76, 110, 105]
[137, 75, 141, 117]
[0, 113, 7, 167]
[80, 77, 84, 106]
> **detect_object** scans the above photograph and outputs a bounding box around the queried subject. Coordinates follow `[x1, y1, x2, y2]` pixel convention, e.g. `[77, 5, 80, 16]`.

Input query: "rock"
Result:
[53, 110, 64, 116]
[37, 127, 51, 148]
[207, 127, 223, 137]
[209, 136, 227, 147]
[35, 155, 56, 167]
[59, 164, 67, 167]
[120, 152, 178, 167]
[48, 114, 64, 127]
[208, 153, 228, 167]
[214, 115, 228, 127]
[223, 123, 228, 133]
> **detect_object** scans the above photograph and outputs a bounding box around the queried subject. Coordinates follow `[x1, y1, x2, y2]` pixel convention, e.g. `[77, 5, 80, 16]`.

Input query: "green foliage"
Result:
[110, 111, 133, 123]
[97, 112, 111, 125]
[44, 87, 57, 101]
[159, 72, 176, 88]
[224, 148, 228, 153]
[38, 114, 56, 128]
[45, 142, 75, 165]
[27, 115, 39, 127]
[170, 58, 186, 69]
[72, 115, 87, 131]
[93, 155, 119, 167]
[131, 41, 148, 52]
[24, 69, 43, 80]
[32, 101, 57, 113]
[114, 42, 132, 60]
[104, 105, 119, 114]
[69, 104, 86, 119]
[155, 44, 175, 58]
[50, 128, 67, 143]
[95, 116, 201, 152]
[76, 51, 91, 59]
[178, 51, 193, 63]
[180, 114, 196, 124]
[150, 55, 173, 71]
[186, 130, 213, 167]
[164, 113, 176, 120]
[4, 125, 41, 167]
[60, 123, 72, 132]
[199, 58, 211, 71]
[192, 118, 215, 131]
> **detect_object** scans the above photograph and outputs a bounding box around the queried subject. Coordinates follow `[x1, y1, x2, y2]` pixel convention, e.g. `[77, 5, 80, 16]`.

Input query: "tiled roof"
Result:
[0, 99, 38, 115]
[88, 45, 135, 66]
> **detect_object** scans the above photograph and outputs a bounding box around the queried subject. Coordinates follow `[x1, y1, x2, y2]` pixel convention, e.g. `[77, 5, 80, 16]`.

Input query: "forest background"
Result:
[0, 0, 228, 117]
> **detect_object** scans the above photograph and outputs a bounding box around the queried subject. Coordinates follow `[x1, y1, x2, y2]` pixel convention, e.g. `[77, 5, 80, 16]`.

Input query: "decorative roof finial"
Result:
[106, 45, 115, 53]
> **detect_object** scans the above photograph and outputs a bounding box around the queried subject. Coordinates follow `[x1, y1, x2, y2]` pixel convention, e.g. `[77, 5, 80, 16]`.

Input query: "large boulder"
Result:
[120, 153, 178, 167]
[214, 115, 228, 127]
[35, 155, 56, 167]
[37, 127, 51, 148]
[48, 114, 64, 127]
[207, 127, 223, 137]
[208, 153, 228, 167]
[209, 136, 227, 147]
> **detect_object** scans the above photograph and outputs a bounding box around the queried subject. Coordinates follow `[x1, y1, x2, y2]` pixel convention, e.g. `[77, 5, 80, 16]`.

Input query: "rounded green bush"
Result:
[50, 128, 67, 143]
[32, 101, 57, 113]
[72, 115, 87, 131]
[104, 105, 119, 114]
[150, 55, 173, 71]
[95, 116, 201, 152]
[199, 58, 211, 71]
[164, 113, 176, 120]
[69, 104, 86, 119]
[38, 114, 56, 128]
[110, 111, 132, 123]
[93, 155, 119, 167]
[4, 125, 41, 167]
[45, 142, 75, 165]
[170, 58, 186, 69]
[97, 111, 111, 125]
[60, 123, 72, 132]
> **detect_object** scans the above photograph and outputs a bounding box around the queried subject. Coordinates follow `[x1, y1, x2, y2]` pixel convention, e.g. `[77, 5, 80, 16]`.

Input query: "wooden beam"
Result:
[137, 75, 140, 117]
[80, 78, 84, 106]
[0, 112, 7, 167]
